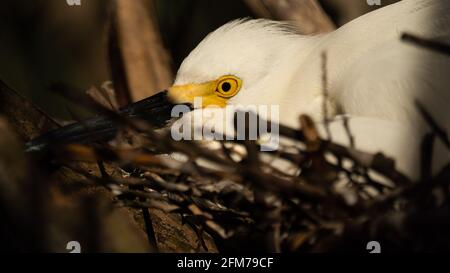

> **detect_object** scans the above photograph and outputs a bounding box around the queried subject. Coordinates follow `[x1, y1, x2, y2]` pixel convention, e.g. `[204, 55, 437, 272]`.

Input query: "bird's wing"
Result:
[319, 0, 450, 81]
[298, 0, 450, 131]
[336, 0, 450, 40]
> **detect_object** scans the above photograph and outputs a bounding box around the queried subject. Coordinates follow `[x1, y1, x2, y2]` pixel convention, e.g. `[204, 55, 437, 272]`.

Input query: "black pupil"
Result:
[221, 82, 232, 92]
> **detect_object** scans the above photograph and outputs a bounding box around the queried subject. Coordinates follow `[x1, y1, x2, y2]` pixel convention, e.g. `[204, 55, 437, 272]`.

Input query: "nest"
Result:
[24, 79, 447, 253]
[51, 103, 449, 253]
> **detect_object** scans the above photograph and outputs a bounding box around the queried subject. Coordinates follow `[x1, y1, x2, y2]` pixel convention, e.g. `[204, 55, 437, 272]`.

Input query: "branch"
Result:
[0, 79, 59, 140]
[402, 33, 450, 56]
[109, 0, 173, 105]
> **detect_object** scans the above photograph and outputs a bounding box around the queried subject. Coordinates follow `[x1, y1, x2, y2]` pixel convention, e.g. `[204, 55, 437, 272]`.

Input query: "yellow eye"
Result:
[215, 76, 242, 98]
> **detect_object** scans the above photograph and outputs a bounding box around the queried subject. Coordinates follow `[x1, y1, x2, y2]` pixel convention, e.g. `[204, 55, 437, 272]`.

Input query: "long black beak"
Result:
[25, 90, 184, 152]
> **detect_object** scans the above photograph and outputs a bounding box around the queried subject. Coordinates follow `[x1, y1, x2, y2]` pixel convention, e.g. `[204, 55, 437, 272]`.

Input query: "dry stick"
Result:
[233, 112, 329, 200]
[241, 138, 282, 253]
[369, 168, 450, 219]
[244, 0, 336, 35]
[86, 84, 119, 112]
[112, 0, 173, 102]
[108, 4, 132, 107]
[67, 171, 181, 212]
[64, 164, 169, 203]
[122, 163, 159, 252]
[365, 163, 450, 216]
[415, 100, 449, 181]
[300, 115, 321, 153]
[50, 82, 125, 123]
[143, 172, 190, 192]
[219, 141, 237, 163]
[341, 115, 355, 148]
[326, 142, 411, 186]
[415, 100, 450, 151]
[420, 133, 435, 182]
[0, 79, 60, 138]
[402, 33, 450, 56]
[97, 161, 109, 178]
[321, 51, 332, 141]
[140, 194, 159, 251]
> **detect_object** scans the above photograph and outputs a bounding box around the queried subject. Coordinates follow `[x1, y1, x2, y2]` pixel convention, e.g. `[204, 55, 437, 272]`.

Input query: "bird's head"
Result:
[168, 19, 300, 109]
[25, 20, 301, 153]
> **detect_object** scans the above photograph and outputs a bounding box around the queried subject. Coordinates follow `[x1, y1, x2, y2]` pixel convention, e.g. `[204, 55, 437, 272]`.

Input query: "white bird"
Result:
[25, 0, 450, 180]
[167, 0, 450, 179]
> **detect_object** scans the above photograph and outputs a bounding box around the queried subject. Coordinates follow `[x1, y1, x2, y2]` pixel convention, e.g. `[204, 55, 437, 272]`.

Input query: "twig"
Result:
[402, 33, 450, 56]
[321, 51, 332, 141]
[415, 100, 450, 150]
[341, 115, 355, 148]
[420, 132, 435, 181]
[110, 0, 173, 102]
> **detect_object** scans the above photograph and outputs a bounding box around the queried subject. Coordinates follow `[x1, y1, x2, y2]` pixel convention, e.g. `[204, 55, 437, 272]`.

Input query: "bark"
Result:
[110, 0, 173, 105]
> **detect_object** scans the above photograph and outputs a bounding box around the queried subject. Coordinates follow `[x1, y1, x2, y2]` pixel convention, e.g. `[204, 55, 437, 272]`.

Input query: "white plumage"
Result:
[169, 0, 450, 179]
